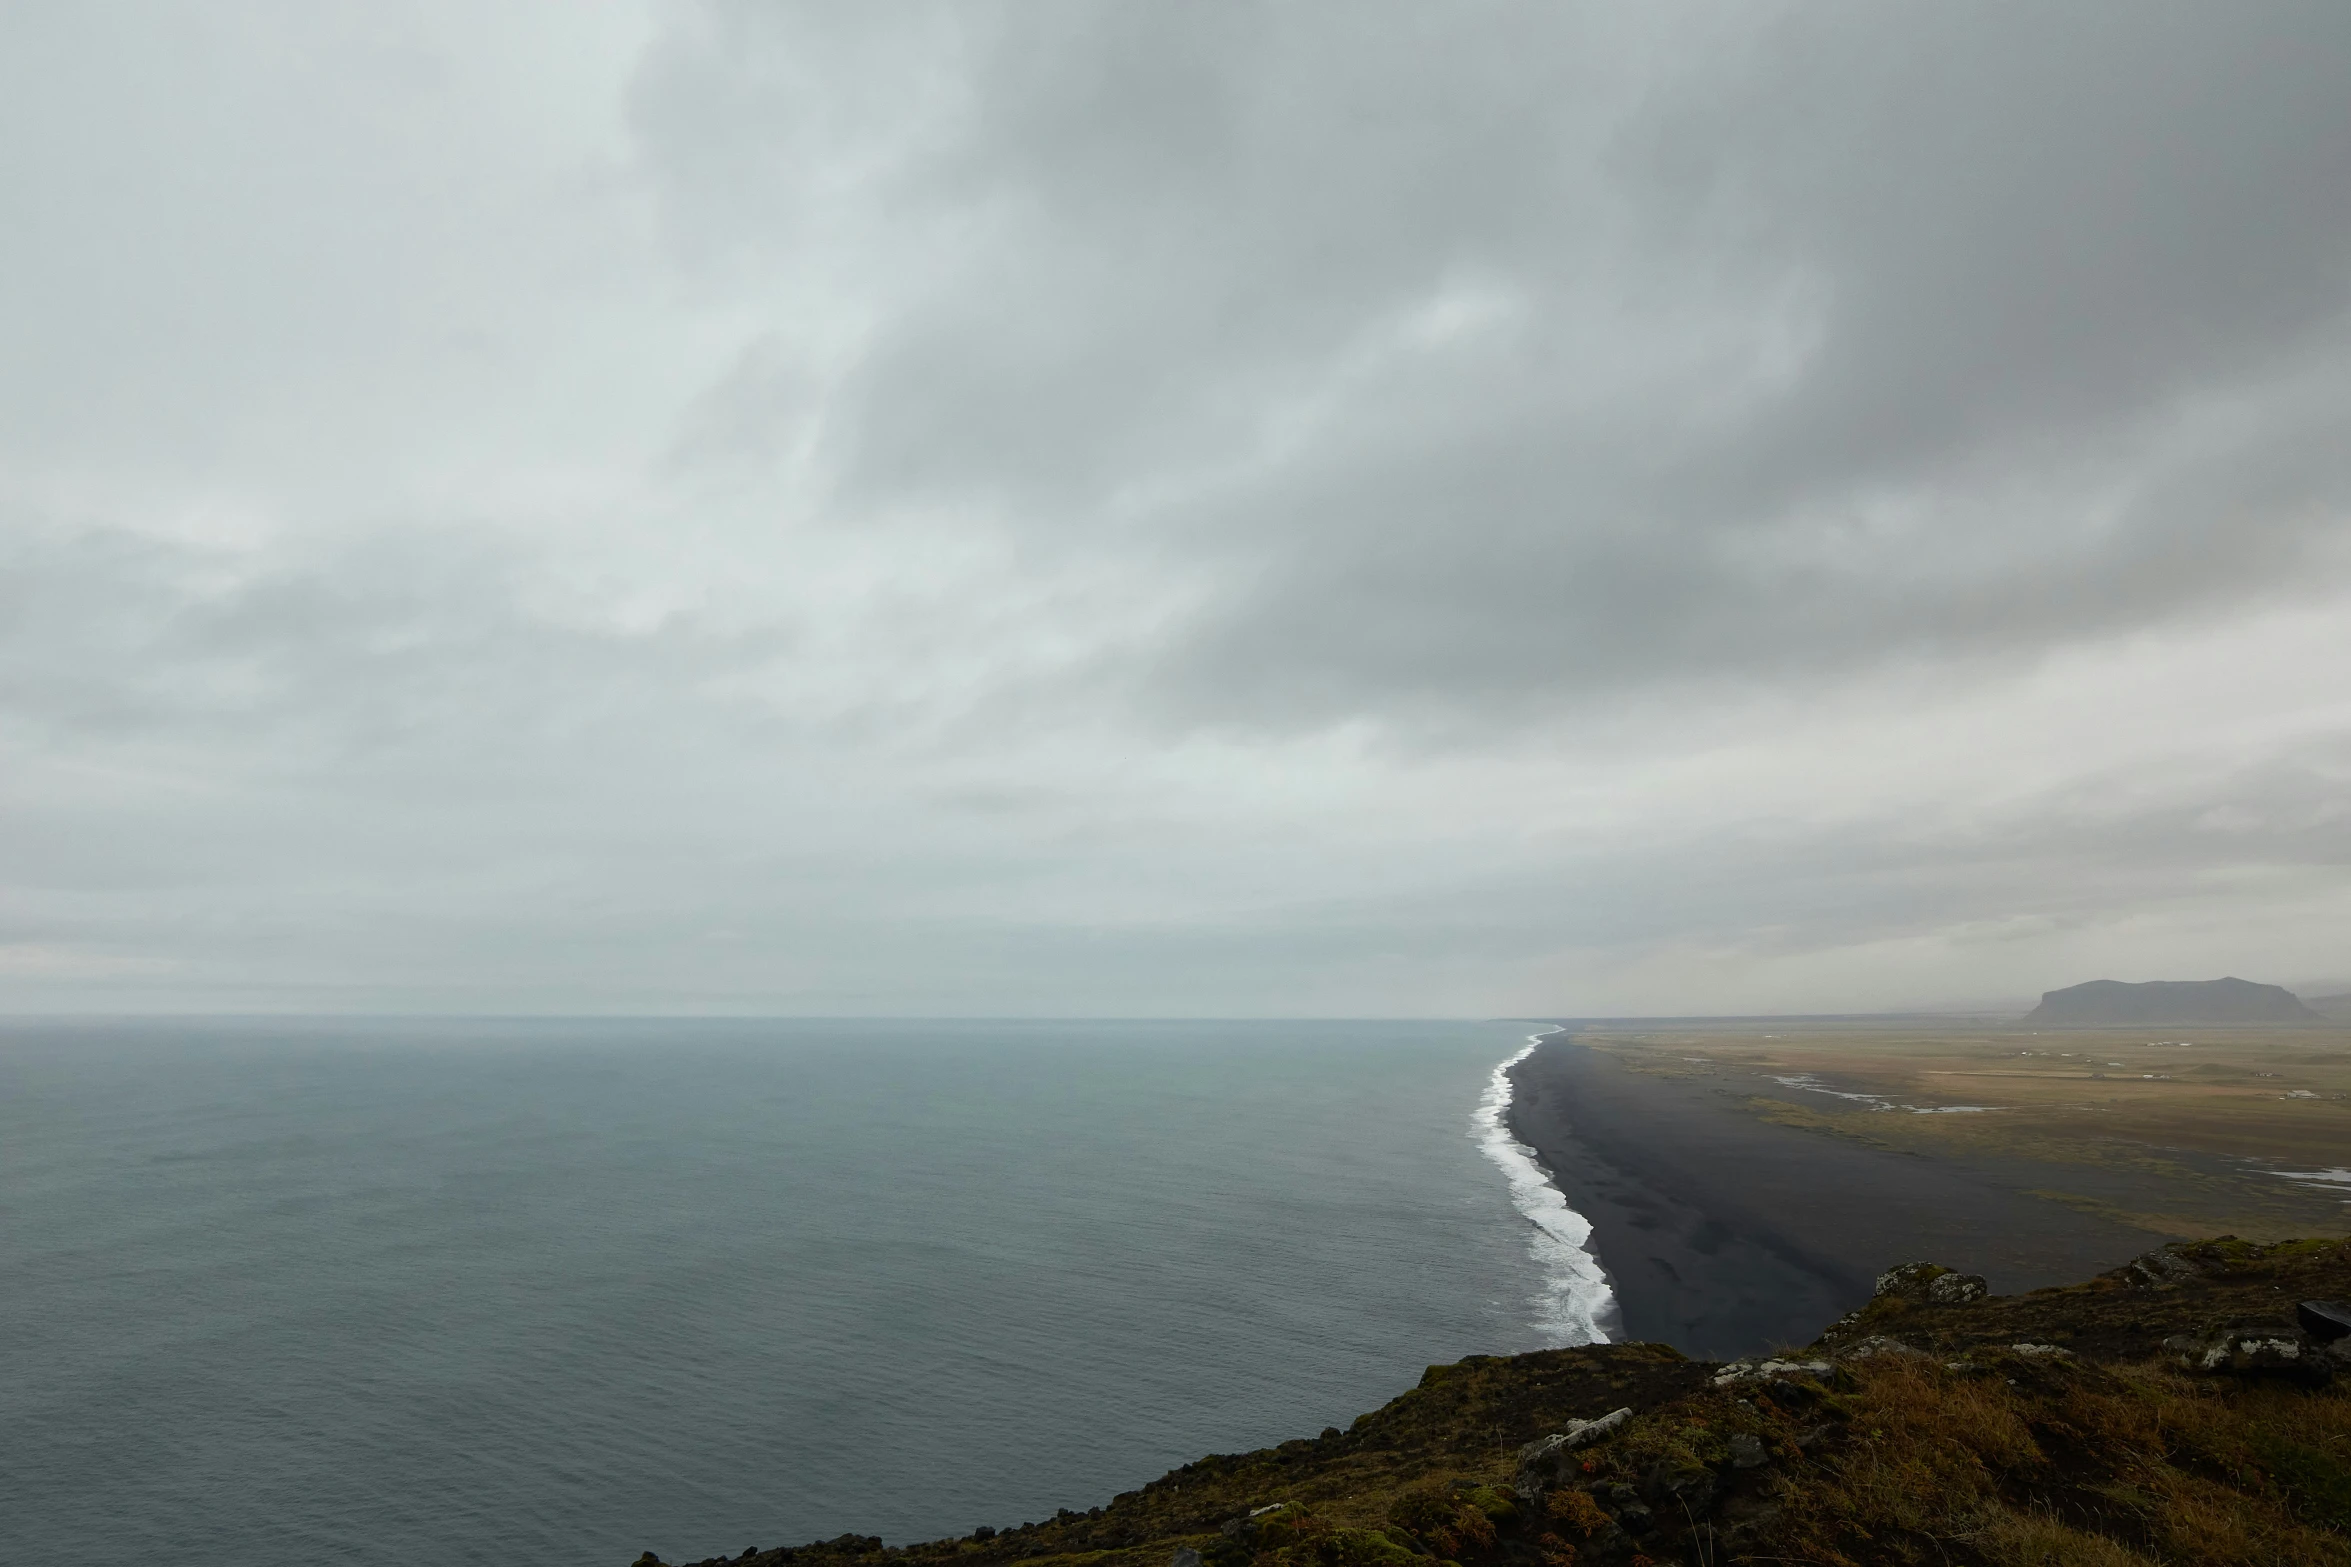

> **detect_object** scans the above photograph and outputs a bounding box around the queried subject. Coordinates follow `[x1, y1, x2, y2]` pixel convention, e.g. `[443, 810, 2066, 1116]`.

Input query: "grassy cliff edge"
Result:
[642, 1237, 2351, 1567]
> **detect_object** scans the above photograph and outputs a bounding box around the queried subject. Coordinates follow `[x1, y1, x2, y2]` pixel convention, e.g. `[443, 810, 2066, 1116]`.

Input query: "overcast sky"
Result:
[6, 1, 2351, 1016]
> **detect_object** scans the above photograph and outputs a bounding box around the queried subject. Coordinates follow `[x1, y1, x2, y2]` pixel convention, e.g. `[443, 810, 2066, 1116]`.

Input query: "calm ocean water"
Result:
[1, 1018, 1604, 1566]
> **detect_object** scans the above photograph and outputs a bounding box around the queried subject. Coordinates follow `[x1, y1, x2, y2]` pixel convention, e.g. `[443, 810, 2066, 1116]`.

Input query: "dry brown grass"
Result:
[1976, 1511, 2152, 1566]
[1737, 1354, 2351, 1566]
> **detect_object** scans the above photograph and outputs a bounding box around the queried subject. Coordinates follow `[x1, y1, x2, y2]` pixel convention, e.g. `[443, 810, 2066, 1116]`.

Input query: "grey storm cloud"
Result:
[642, 1, 2351, 721]
[3, 1, 2349, 1014]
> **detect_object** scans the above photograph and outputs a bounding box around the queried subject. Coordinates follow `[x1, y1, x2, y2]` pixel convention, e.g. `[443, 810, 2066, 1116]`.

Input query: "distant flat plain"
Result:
[1572, 1018, 2351, 1243]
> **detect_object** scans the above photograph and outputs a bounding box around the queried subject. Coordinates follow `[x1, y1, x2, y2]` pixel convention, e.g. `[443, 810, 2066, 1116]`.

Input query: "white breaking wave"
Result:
[1473, 1031, 1619, 1346]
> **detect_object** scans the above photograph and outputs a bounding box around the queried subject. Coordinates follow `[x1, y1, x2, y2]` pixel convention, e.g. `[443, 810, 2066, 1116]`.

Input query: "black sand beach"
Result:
[1506, 1031, 2154, 1358]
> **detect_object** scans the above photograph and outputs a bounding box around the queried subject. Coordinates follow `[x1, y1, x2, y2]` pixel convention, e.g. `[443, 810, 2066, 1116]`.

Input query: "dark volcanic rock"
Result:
[2299, 1299, 2351, 1341]
[2022, 976, 2321, 1026]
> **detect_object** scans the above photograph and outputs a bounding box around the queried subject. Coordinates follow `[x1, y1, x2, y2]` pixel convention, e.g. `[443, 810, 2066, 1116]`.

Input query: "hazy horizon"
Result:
[7, 977, 2347, 1023]
[7, 4, 2351, 1017]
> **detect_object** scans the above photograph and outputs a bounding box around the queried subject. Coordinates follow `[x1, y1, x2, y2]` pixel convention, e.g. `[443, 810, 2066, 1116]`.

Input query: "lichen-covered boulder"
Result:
[1513, 1408, 1632, 1496]
[1928, 1271, 1988, 1304]
[2167, 1327, 2327, 1380]
[1711, 1356, 1833, 1386]
[1873, 1261, 1949, 1298]
[1871, 1261, 1988, 1305]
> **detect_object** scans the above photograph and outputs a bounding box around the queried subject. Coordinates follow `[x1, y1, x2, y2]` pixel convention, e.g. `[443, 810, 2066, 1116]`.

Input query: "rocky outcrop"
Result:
[2166, 1324, 2344, 1380]
[2022, 976, 2321, 1025]
[1511, 1408, 1631, 1498]
[2299, 1299, 2351, 1340]
[636, 1236, 2351, 1567]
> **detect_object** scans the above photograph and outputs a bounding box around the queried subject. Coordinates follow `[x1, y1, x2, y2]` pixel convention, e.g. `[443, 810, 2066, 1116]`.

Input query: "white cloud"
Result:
[4, 1, 2350, 1013]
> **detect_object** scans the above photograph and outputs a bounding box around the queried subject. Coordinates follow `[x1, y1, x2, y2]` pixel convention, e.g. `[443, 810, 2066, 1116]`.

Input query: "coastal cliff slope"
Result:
[2023, 977, 2322, 1026]
[640, 1237, 2351, 1567]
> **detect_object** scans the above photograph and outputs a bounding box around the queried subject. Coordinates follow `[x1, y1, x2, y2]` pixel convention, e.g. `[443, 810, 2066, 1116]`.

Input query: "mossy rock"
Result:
[2253, 1432, 2351, 1531]
[1297, 1528, 1427, 1567]
[1385, 1488, 1498, 1561]
[1246, 1509, 1438, 1567]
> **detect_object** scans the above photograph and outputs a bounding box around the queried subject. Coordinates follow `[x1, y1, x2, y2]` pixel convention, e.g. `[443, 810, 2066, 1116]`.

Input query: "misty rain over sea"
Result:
[1, 1018, 1611, 1567]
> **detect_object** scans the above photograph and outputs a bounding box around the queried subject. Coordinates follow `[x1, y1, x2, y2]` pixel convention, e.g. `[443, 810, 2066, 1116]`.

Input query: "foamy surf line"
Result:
[1474, 1029, 1619, 1346]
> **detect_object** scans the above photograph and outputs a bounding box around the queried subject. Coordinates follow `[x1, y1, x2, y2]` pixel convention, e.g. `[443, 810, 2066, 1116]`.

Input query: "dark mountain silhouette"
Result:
[2023, 976, 2321, 1026]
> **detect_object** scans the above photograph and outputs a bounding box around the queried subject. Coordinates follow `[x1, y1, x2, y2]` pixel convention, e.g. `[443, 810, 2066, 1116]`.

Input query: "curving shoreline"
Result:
[1502, 1028, 2155, 1358]
[1469, 1031, 1619, 1346]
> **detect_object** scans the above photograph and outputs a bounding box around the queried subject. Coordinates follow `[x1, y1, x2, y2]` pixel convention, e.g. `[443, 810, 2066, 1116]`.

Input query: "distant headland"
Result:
[2022, 976, 2323, 1026]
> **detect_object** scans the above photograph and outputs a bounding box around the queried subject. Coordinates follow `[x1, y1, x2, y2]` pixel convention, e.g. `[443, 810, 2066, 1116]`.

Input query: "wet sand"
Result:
[1506, 1031, 2155, 1359]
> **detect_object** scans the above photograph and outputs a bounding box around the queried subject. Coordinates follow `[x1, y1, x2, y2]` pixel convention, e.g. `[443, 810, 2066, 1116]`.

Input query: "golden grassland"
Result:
[1573, 1020, 2351, 1241]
